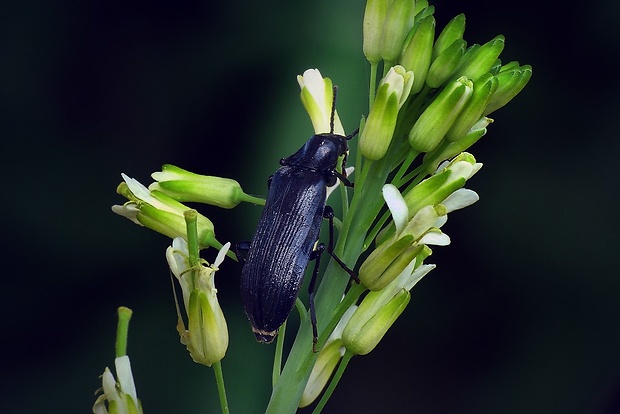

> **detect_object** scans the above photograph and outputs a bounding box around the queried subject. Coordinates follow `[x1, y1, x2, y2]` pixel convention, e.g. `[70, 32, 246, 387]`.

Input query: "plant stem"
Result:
[212, 361, 230, 414]
[273, 320, 286, 387]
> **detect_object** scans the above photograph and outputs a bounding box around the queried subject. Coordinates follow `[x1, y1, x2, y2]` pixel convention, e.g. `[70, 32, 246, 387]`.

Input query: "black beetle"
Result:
[237, 90, 356, 347]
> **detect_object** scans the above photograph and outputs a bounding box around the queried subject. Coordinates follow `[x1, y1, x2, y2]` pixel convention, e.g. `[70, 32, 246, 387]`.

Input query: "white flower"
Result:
[93, 356, 142, 414]
[298, 69, 345, 135]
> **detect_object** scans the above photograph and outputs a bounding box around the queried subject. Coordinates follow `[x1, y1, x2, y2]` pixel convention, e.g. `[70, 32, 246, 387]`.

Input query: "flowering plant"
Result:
[103, 0, 531, 412]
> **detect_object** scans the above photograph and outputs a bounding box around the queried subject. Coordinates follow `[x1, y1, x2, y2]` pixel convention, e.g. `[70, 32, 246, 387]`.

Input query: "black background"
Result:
[2, 0, 619, 413]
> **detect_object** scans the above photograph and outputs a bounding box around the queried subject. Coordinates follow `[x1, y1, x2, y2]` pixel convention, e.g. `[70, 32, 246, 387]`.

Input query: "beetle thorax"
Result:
[283, 133, 348, 171]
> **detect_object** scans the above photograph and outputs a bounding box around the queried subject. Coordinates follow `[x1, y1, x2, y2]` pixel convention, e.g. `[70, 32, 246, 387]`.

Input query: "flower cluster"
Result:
[108, 0, 531, 412]
[112, 168, 261, 369]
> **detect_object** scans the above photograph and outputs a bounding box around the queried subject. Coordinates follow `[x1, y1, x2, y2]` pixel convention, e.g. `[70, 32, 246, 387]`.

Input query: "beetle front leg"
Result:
[323, 206, 359, 283]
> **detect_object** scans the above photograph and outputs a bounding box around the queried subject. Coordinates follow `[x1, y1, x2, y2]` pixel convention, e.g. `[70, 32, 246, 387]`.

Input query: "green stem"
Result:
[184, 209, 200, 291]
[368, 62, 378, 110]
[240, 193, 266, 206]
[212, 361, 230, 414]
[273, 320, 286, 387]
[311, 350, 355, 414]
[115, 306, 133, 358]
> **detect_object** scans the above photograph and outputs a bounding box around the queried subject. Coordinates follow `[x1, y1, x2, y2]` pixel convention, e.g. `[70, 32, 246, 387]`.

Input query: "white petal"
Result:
[111, 204, 141, 225]
[101, 367, 118, 398]
[434, 214, 448, 228]
[382, 184, 409, 234]
[166, 237, 189, 278]
[122, 173, 177, 214]
[470, 162, 483, 177]
[115, 356, 139, 410]
[402, 264, 435, 291]
[405, 205, 439, 239]
[213, 242, 231, 269]
[442, 188, 479, 212]
[419, 230, 451, 246]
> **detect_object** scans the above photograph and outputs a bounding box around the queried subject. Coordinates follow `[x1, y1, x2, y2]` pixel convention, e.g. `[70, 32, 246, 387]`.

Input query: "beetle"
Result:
[237, 89, 356, 347]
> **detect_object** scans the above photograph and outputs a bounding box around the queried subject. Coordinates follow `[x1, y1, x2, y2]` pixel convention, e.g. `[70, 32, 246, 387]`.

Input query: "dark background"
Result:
[2, 0, 619, 413]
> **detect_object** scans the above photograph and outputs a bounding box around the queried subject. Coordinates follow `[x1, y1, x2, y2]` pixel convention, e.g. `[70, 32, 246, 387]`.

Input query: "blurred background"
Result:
[2, 0, 619, 413]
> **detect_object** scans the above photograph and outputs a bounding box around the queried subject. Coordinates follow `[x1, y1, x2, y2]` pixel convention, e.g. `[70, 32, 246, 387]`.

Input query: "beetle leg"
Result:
[308, 243, 326, 353]
[332, 170, 354, 188]
[234, 241, 251, 267]
[323, 206, 359, 283]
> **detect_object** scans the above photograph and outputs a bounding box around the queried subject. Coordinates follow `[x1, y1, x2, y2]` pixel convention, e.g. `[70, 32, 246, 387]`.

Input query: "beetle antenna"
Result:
[330, 86, 338, 134]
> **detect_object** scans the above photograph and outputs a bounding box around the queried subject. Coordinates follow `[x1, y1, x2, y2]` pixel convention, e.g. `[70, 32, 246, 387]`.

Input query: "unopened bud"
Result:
[446, 73, 498, 142]
[399, 15, 436, 93]
[408, 76, 473, 153]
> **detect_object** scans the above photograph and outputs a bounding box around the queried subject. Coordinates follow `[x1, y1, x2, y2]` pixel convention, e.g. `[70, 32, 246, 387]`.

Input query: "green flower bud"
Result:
[403, 153, 481, 217]
[413, 0, 429, 14]
[363, 0, 390, 64]
[483, 64, 532, 115]
[446, 73, 498, 142]
[380, 0, 417, 63]
[426, 39, 466, 89]
[423, 118, 490, 174]
[361, 184, 451, 290]
[167, 238, 230, 367]
[299, 304, 355, 407]
[150, 164, 263, 209]
[343, 261, 435, 355]
[113, 174, 217, 249]
[454, 35, 505, 82]
[432, 13, 466, 60]
[342, 289, 410, 355]
[299, 339, 345, 408]
[359, 235, 423, 290]
[359, 65, 414, 160]
[399, 15, 436, 93]
[408, 76, 473, 153]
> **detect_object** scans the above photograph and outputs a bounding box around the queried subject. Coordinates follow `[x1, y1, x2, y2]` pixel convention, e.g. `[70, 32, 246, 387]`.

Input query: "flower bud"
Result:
[432, 13, 466, 60]
[446, 73, 498, 142]
[422, 118, 490, 174]
[380, 0, 417, 63]
[408, 76, 473, 153]
[298, 339, 345, 407]
[359, 65, 414, 160]
[414, 0, 429, 14]
[342, 289, 410, 355]
[399, 15, 436, 93]
[426, 39, 466, 89]
[167, 238, 230, 366]
[363, 0, 390, 64]
[359, 235, 423, 290]
[403, 153, 481, 217]
[150, 164, 262, 209]
[483, 64, 532, 115]
[454, 35, 505, 82]
[360, 185, 449, 290]
[299, 304, 355, 407]
[297, 69, 345, 135]
[112, 174, 217, 249]
[343, 261, 435, 355]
